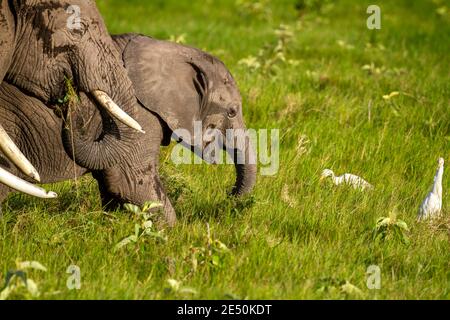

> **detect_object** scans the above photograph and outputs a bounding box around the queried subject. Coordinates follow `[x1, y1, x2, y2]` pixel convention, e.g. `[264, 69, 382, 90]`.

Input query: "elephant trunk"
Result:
[228, 136, 257, 196]
[62, 89, 140, 170]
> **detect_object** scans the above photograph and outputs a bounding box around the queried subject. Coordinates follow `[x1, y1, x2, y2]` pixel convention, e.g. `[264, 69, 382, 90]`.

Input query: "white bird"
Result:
[418, 157, 444, 221]
[321, 169, 373, 191]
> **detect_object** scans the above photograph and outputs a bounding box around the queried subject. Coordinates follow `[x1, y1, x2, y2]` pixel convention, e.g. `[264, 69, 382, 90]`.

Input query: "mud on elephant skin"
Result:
[0, 34, 257, 226]
[0, 0, 144, 190]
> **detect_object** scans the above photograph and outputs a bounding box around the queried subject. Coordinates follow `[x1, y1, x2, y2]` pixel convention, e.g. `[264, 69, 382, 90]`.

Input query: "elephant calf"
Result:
[0, 34, 256, 226]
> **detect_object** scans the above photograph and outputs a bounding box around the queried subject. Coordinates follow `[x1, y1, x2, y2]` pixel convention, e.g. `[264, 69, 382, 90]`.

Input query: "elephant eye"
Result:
[227, 108, 237, 118]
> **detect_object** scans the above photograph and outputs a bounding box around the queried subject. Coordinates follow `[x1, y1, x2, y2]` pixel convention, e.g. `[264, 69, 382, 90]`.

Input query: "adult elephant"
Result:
[0, 34, 257, 226]
[0, 0, 144, 196]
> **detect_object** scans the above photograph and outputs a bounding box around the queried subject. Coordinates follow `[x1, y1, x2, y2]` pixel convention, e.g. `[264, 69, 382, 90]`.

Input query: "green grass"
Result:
[1, 0, 449, 299]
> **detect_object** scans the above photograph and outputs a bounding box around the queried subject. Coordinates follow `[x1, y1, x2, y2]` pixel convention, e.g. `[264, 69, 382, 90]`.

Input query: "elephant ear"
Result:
[122, 36, 207, 144]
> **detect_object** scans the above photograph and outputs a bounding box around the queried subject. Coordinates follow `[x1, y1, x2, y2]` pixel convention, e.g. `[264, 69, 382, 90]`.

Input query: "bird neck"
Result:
[331, 174, 342, 185]
[431, 166, 444, 197]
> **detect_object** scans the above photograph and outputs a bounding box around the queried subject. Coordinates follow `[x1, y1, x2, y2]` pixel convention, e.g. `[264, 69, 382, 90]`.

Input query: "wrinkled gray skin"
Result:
[0, 0, 141, 170]
[0, 34, 257, 226]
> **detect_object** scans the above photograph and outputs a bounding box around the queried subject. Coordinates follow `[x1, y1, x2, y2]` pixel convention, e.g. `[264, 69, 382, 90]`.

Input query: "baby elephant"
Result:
[0, 34, 256, 226]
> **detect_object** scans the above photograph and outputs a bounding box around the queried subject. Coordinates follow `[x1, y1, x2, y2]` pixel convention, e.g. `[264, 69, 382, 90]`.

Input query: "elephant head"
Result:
[0, 0, 144, 191]
[116, 34, 257, 196]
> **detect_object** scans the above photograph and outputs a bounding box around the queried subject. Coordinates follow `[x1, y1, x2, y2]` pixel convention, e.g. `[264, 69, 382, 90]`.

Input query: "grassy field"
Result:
[1, 0, 449, 299]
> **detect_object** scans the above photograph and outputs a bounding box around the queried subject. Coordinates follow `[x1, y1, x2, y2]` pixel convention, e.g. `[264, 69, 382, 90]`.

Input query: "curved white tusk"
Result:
[0, 125, 41, 182]
[0, 167, 57, 199]
[91, 90, 145, 134]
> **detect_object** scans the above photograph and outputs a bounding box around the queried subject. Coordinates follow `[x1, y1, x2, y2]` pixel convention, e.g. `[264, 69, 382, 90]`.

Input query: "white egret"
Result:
[418, 157, 444, 221]
[321, 169, 373, 191]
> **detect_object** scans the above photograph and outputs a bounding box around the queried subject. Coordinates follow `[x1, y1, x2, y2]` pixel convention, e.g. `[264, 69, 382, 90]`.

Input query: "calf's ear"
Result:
[122, 35, 208, 144]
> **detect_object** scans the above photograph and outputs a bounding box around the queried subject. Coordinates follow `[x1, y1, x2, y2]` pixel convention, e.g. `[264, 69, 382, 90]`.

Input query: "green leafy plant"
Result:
[186, 224, 230, 273]
[295, 0, 334, 15]
[0, 260, 47, 300]
[115, 202, 167, 251]
[239, 24, 298, 76]
[58, 77, 79, 105]
[238, 55, 261, 72]
[236, 0, 272, 20]
[168, 34, 187, 44]
[373, 210, 410, 244]
[315, 277, 364, 298]
[164, 278, 198, 296]
[53, 77, 80, 121]
[432, 0, 448, 17]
